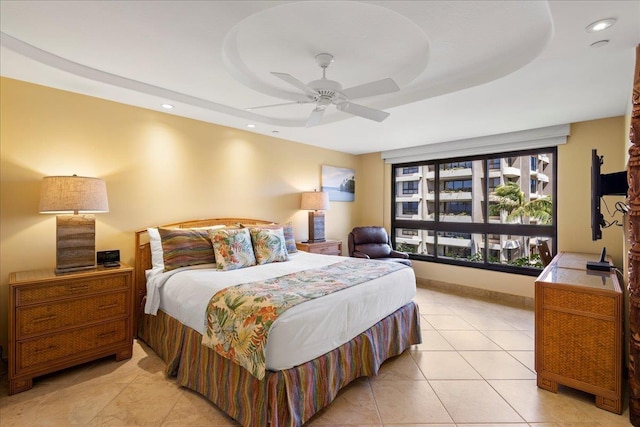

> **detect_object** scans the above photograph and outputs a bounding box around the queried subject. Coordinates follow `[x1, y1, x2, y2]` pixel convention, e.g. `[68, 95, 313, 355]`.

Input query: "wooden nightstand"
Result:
[296, 240, 342, 256]
[8, 263, 134, 395]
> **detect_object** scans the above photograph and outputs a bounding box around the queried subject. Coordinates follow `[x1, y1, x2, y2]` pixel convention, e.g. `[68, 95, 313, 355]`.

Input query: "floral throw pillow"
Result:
[249, 227, 289, 265]
[246, 223, 297, 254]
[209, 227, 256, 271]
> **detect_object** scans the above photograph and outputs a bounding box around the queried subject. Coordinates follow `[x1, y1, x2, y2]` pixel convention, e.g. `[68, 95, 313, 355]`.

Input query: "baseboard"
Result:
[416, 277, 534, 309]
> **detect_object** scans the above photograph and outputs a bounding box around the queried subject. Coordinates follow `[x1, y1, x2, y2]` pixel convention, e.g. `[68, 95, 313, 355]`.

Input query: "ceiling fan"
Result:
[248, 53, 400, 127]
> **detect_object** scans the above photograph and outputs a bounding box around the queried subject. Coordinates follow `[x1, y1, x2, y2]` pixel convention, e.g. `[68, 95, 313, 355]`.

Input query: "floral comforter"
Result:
[201, 258, 407, 379]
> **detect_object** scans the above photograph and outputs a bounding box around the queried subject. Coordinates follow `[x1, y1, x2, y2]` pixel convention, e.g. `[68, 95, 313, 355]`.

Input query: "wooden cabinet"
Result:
[296, 240, 342, 256]
[535, 252, 622, 414]
[8, 263, 134, 395]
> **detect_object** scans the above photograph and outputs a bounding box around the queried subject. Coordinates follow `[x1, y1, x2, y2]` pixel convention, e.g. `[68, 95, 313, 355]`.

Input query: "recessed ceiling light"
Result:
[247, 124, 256, 128]
[590, 40, 610, 48]
[161, 103, 174, 109]
[585, 18, 616, 33]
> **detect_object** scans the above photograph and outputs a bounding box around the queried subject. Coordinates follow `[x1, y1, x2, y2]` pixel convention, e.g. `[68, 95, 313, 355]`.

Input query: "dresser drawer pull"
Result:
[98, 331, 117, 339]
[68, 284, 89, 293]
[33, 315, 58, 323]
[34, 345, 57, 354]
[97, 303, 119, 310]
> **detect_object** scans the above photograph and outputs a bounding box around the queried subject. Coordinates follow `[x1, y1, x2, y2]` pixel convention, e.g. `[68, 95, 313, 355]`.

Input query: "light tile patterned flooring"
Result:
[0, 286, 633, 426]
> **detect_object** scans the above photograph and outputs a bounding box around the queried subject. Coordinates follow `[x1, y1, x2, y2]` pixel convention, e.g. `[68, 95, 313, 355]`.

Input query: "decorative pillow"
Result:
[247, 222, 297, 254]
[158, 227, 216, 271]
[148, 225, 225, 271]
[249, 227, 289, 265]
[281, 223, 297, 254]
[209, 227, 256, 271]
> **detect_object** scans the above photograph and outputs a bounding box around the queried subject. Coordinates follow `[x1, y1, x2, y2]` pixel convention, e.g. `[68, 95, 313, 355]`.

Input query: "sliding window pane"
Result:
[488, 151, 554, 226]
[487, 234, 546, 268]
[395, 166, 428, 221]
[438, 160, 484, 222]
[395, 228, 423, 255]
[436, 232, 484, 262]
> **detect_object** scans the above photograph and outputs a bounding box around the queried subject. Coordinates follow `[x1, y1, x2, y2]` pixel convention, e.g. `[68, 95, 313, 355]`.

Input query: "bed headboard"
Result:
[134, 218, 273, 330]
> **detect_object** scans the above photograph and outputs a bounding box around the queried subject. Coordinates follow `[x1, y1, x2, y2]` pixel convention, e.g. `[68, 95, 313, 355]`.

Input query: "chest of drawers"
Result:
[8, 263, 134, 395]
[534, 252, 622, 414]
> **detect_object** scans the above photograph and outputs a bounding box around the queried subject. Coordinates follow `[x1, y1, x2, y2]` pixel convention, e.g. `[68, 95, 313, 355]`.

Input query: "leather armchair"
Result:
[348, 226, 412, 266]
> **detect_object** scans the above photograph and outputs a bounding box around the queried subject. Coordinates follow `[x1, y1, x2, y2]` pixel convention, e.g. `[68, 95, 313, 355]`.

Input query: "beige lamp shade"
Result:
[39, 175, 109, 214]
[300, 191, 330, 211]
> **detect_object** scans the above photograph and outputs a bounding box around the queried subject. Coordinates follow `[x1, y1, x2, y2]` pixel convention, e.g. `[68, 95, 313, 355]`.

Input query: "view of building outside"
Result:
[393, 151, 554, 269]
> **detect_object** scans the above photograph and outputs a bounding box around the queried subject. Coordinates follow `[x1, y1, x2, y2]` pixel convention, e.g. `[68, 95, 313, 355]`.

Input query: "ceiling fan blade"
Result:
[337, 102, 390, 122]
[306, 107, 326, 127]
[245, 100, 311, 111]
[271, 72, 318, 95]
[342, 78, 400, 100]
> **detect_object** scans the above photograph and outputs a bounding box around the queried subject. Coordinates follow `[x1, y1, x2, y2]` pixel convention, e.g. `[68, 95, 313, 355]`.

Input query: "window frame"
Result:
[391, 147, 557, 276]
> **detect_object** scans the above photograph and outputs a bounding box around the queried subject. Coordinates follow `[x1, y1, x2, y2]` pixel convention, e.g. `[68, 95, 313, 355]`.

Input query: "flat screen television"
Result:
[591, 149, 628, 240]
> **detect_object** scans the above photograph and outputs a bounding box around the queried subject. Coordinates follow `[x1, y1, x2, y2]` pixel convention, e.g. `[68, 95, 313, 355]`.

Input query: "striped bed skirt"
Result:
[138, 301, 421, 426]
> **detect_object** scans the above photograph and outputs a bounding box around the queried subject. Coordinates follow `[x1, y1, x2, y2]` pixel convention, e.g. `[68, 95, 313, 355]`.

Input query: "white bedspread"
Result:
[145, 251, 416, 371]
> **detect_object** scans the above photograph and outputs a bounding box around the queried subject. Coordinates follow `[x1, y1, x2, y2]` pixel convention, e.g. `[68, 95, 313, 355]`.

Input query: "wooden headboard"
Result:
[134, 218, 273, 330]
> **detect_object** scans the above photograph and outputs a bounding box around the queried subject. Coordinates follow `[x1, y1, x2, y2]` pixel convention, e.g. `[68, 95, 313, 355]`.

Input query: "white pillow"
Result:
[147, 225, 226, 271]
[147, 227, 164, 271]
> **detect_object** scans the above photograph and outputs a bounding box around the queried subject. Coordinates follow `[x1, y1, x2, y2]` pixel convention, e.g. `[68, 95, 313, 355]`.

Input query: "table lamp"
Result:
[39, 175, 109, 273]
[301, 190, 330, 243]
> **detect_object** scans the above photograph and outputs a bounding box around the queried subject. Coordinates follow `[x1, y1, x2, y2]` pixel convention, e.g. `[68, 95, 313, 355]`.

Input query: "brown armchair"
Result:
[348, 226, 412, 266]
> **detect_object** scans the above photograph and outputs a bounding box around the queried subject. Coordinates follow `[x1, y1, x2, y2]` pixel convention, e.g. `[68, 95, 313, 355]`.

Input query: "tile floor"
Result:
[0, 286, 634, 426]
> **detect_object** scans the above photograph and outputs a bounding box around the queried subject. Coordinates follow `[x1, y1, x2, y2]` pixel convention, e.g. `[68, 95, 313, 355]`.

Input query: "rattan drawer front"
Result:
[541, 309, 616, 391]
[315, 245, 339, 255]
[16, 275, 128, 305]
[16, 319, 127, 370]
[542, 287, 615, 317]
[17, 292, 128, 338]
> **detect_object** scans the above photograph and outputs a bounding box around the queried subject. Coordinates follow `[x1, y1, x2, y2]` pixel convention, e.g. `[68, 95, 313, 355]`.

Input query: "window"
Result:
[442, 179, 472, 192]
[391, 147, 556, 275]
[402, 202, 419, 215]
[403, 166, 419, 174]
[442, 161, 472, 169]
[488, 177, 501, 192]
[441, 201, 471, 215]
[402, 181, 419, 194]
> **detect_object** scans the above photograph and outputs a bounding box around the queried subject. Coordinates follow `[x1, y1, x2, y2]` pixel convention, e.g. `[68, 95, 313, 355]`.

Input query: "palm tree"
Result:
[490, 182, 553, 263]
[489, 182, 552, 224]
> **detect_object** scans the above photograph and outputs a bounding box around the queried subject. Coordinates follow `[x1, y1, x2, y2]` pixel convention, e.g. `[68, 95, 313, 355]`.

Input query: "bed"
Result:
[134, 218, 421, 426]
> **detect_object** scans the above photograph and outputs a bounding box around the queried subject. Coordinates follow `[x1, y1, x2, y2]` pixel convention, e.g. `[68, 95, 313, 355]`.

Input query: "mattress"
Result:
[145, 251, 416, 371]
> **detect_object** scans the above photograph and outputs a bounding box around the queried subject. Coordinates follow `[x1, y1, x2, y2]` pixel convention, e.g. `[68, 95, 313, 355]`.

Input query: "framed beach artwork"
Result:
[322, 165, 355, 202]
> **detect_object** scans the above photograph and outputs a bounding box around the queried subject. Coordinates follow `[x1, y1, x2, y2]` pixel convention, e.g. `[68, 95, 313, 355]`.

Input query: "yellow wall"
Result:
[379, 116, 628, 299]
[0, 77, 362, 350]
[557, 117, 627, 266]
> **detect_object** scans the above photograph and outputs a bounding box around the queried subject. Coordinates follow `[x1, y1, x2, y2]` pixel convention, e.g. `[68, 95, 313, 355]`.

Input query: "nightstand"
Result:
[296, 240, 342, 256]
[8, 263, 134, 395]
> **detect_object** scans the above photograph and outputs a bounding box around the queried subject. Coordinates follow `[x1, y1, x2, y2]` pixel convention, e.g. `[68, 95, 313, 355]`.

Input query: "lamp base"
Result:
[56, 214, 96, 273]
[55, 265, 97, 275]
[307, 211, 326, 243]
